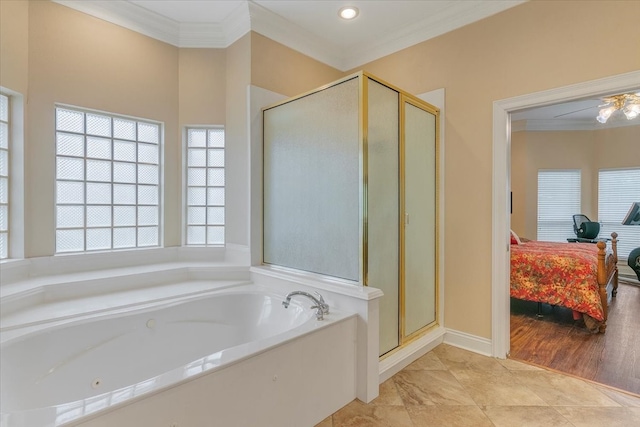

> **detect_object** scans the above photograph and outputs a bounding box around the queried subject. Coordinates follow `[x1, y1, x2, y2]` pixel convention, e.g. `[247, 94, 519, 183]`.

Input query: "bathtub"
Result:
[0, 284, 357, 427]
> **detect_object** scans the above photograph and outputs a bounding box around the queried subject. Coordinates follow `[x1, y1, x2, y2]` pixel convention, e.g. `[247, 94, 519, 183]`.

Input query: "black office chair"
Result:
[629, 247, 640, 281]
[571, 214, 600, 242]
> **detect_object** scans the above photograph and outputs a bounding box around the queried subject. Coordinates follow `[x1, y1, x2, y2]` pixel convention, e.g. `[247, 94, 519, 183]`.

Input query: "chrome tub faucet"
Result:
[282, 291, 330, 320]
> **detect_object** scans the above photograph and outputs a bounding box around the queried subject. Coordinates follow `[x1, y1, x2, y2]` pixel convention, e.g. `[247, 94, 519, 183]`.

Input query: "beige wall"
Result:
[250, 33, 344, 97]
[26, 1, 179, 256]
[356, 0, 640, 338]
[225, 34, 252, 246]
[178, 48, 226, 126]
[512, 125, 640, 240]
[1, 0, 29, 258]
[593, 126, 640, 170]
[1, 0, 29, 94]
[510, 131, 529, 237]
[512, 129, 599, 240]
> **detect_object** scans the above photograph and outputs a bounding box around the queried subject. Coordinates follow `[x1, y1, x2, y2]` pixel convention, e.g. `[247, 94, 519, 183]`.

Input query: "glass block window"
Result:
[0, 94, 9, 259]
[537, 169, 581, 242]
[185, 128, 224, 245]
[598, 168, 640, 259]
[55, 106, 161, 253]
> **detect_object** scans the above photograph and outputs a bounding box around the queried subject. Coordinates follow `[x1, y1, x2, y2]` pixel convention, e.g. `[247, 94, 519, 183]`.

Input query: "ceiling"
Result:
[512, 91, 640, 131]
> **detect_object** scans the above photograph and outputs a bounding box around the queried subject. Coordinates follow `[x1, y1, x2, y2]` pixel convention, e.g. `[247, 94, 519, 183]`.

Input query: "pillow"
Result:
[510, 229, 522, 245]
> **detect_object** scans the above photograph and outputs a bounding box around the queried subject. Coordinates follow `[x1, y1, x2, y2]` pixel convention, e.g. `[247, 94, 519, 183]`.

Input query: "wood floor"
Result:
[509, 279, 640, 396]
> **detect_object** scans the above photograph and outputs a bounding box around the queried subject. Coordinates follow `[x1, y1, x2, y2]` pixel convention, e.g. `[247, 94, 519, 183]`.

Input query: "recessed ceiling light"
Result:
[339, 6, 359, 20]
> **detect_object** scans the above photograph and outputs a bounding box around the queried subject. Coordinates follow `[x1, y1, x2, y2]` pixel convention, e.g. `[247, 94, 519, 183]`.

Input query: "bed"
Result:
[510, 232, 618, 333]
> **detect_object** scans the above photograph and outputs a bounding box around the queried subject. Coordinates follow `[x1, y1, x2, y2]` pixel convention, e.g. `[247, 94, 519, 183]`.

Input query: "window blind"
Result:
[598, 168, 640, 259]
[537, 169, 581, 242]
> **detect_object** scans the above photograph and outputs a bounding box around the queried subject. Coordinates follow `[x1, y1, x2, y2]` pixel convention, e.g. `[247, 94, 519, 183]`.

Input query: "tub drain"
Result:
[91, 378, 102, 389]
[146, 318, 156, 329]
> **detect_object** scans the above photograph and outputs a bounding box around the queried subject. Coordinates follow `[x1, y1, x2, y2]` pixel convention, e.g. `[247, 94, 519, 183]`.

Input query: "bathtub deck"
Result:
[0, 261, 254, 338]
[2, 279, 252, 332]
[1, 261, 242, 299]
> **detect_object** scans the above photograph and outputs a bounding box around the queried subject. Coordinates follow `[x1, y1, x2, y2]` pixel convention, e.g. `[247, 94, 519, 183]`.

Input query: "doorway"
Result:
[491, 70, 640, 360]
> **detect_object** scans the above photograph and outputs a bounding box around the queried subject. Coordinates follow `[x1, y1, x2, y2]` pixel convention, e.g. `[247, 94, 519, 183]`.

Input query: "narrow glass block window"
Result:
[599, 168, 640, 259]
[537, 169, 581, 242]
[186, 128, 225, 245]
[55, 106, 161, 253]
[0, 94, 9, 259]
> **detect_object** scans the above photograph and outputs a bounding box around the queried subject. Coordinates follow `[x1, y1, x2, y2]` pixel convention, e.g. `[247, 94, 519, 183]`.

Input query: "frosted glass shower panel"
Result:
[404, 101, 437, 336]
[366, 79, 400, 355]
[263, 78, 360, 281]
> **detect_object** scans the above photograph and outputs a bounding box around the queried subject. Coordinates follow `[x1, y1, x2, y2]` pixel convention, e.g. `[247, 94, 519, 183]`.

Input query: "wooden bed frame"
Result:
[596, 232, 619, 333]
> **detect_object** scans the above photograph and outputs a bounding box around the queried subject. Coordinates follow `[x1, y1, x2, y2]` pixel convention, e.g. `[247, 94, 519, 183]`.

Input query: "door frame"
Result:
[491, 70, 640, 358]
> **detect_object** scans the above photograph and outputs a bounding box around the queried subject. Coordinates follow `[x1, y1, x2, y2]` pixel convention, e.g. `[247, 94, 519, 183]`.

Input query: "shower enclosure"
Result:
[262, 72, 439, 356]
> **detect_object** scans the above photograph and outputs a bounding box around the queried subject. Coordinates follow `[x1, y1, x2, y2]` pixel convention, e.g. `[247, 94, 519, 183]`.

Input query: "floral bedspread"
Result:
[510, 241, 606, 321]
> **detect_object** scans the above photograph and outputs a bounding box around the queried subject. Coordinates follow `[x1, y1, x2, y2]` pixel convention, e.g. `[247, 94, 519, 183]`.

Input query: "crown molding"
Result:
[179, 23, 226, 48]
[222, 2, 252, 46]
[513, 117, 640, 132]
[511, 120, 527, 133]
[53, 0, 525, 70]
[53, 0, 250, 48]
[174, 3, 252, 48]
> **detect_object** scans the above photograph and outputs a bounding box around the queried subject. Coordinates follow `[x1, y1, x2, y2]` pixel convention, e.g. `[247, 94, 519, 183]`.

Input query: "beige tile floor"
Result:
[316, 344, 640, 427]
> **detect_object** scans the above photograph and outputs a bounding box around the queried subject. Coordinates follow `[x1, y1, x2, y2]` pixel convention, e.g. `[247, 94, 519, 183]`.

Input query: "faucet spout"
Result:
[282, 291, 330, 320]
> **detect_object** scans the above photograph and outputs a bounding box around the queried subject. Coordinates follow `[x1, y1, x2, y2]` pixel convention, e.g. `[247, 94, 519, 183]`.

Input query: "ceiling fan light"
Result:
[623, 103, 640, 120]
[596, 107, 614, 123]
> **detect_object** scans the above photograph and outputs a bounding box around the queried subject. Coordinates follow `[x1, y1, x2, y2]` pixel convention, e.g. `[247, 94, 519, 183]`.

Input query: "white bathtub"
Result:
[0, 284, 357, 427]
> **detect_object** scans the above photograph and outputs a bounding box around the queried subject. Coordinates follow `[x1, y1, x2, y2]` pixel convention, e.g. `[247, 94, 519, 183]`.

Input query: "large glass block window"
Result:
[599, 168, 640, 259]
[0, 94, 9, 259]
[55, 106, 161, 253]
[185, 128, 224, 245]
[537, 169, 581, 242]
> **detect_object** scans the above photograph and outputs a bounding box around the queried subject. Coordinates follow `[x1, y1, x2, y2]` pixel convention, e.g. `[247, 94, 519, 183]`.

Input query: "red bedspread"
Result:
[510, 241, 605, 321]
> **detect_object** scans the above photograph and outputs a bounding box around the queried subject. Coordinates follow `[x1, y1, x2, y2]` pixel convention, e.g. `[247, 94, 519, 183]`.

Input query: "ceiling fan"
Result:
[553, 92, 640, 122]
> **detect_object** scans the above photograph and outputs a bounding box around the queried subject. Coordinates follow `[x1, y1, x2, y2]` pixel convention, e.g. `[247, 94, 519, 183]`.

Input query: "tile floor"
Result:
[316, 344, 640, 426]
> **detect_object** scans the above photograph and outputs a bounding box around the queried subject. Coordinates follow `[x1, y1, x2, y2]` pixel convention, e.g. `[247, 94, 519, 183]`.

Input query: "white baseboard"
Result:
[443, 328, 493, 357]
[379, 326, 445, 383]
[378, 327, 496, 383]
[619, 274, 639, 286]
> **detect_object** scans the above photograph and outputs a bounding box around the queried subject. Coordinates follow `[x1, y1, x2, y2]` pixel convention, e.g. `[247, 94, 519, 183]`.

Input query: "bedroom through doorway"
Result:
[491, 71, 640, 397]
